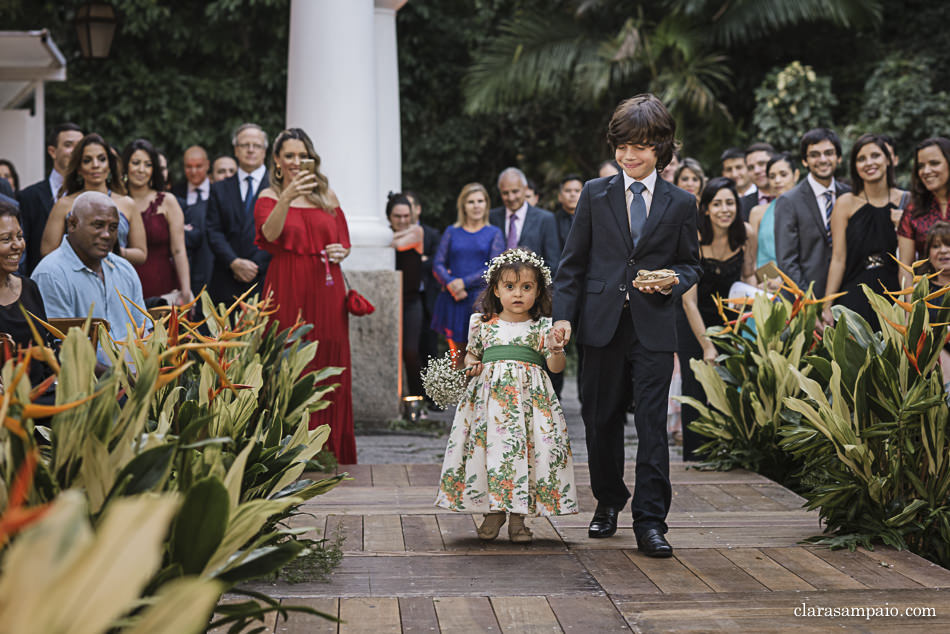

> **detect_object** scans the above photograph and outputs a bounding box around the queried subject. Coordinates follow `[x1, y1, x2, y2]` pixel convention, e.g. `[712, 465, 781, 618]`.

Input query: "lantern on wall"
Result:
[74, 2, 118, 59]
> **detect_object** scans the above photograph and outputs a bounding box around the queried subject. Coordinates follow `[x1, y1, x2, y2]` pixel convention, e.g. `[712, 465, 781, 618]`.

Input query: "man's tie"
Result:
[244, 175, 255, 216]
[507, 214, 519, 250]
[629, 181, 647, 247]
[196, 188, 204, 203]
[822, 190, 834, 245]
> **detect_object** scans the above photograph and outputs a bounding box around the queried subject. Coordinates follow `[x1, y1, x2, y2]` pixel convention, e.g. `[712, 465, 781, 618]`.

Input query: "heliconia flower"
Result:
[881, 315, 908, 336]
[0, 451, 51, 546]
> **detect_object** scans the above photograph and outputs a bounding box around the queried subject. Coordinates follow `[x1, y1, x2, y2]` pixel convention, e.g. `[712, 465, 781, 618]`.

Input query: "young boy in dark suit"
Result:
[553, 94, 702, 557]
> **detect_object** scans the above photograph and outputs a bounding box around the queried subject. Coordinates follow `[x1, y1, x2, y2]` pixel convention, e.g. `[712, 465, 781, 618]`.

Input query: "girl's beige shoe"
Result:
[508, 514, 533, 543]
[477, 512, 507, 540]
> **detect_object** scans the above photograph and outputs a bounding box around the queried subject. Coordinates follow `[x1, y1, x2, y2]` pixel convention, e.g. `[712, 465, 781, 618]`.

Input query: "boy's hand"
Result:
[546, 330, 565, 354]
[552, 320, 572, 344]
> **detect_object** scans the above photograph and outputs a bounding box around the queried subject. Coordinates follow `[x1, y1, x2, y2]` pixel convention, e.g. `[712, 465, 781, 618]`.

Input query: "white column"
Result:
[286, 0, 393, 270]
[374, 0, 407, 213]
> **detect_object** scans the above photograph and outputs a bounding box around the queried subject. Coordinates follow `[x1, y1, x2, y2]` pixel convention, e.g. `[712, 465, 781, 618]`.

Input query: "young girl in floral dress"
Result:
[435, 249, 577, 542]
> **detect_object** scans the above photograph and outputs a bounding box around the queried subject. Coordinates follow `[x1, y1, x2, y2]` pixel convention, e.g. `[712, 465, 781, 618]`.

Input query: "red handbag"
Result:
[343, 274, 375, 316]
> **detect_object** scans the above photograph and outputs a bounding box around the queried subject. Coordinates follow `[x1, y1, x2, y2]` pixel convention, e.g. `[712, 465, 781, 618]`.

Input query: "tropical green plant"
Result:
[676, 274, 828, 485]
[463, 0, 880, 124]
[780, 277, 950, 567]
[752, 61, 838, 152]
[0, 291, 346, 631]
[0, 488, 222, 634]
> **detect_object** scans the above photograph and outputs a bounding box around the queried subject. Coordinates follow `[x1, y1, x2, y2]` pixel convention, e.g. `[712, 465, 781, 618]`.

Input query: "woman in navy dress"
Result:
[431, 182, 504, 361]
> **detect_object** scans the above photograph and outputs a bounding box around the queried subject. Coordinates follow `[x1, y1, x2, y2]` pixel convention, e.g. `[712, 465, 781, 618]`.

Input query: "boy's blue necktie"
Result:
[629, 181, 646, 247]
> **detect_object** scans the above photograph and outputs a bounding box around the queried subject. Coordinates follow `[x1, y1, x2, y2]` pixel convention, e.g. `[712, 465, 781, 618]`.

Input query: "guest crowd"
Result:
[2, 118, 950, 465]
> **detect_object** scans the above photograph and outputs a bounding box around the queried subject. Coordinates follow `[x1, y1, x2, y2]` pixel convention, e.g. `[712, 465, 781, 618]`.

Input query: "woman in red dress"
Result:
[254, 128, 356, 464]
[123, 139, 192, 303]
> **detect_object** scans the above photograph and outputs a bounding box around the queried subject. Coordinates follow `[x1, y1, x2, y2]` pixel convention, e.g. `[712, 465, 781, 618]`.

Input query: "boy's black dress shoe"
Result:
[636, 528, 673, 557]
[588, 505, 620, 538]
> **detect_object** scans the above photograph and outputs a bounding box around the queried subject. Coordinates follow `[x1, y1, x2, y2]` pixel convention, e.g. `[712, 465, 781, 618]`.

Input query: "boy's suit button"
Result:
[619, 284, 626, 292]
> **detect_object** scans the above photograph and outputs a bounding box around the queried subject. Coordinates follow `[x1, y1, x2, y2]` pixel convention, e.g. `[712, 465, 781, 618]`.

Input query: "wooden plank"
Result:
[675, 549, 769, 593]
[338, 463, 372, 486]
[688, 484, 748, 511]
[623, 551, 712, 594]
[857, 546, 950, 588]
[437, 514, 480, 549]
[615, 588, 950, 631]
[407, 463, 442, 486]
[491, 596, 562, 632]
[284, 512, 328, 541]
[751, 482, 807, 509]
[762, 547, 867, 590]
[717, 483, 789, 511]
[326, 514, 363, 552]
[211, 596, 279, 633]
[362, 515, 406, 553]
[434, 597, 501, 633]
[339, 597, 400, 633]
[526, 517, 566, 546]
[401, 514, 445, 552]
[557, 525, 816, 550]
[275, 598, 338, 633]
[399, 597, 439, 633]
[372, 464, 410, 487]
[575, 549, 661, 595]
[669, 486, 718, 513]
[718, 548, 816, 591]
[806, 546, 924, 589]
[548, 596, 630, 632]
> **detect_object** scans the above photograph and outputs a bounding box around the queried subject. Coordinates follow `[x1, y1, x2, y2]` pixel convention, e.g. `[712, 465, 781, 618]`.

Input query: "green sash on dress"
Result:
[481, 344, 546, 368]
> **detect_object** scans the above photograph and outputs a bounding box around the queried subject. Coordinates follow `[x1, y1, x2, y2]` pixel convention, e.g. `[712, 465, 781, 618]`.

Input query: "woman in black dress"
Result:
[388, 192, 425, 398]
[0, 200, 53, 387]
[677, 177, 756, 461]
[824, 134, 906, 330]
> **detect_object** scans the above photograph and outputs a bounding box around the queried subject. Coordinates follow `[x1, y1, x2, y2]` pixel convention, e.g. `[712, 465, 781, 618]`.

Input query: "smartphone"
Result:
[299, 158, 316, 175]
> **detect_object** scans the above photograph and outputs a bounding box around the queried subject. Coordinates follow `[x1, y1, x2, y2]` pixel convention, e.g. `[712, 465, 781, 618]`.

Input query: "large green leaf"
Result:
[170, 477, 230, 576]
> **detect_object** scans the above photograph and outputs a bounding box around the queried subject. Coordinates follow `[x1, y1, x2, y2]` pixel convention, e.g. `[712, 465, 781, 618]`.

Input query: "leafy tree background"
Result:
[1, 0, 949, 227]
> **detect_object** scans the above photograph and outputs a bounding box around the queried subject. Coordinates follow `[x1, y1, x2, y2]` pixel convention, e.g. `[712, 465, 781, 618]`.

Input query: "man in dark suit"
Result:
[775, 128, 850, 299]
[489, 167, 560, 275]
[16, 123, 84, 274]
[206, 123, 271, 306]
[553, 94, 701, 557]
[171, 145, 211, 204]
[721, 147, 756, 221]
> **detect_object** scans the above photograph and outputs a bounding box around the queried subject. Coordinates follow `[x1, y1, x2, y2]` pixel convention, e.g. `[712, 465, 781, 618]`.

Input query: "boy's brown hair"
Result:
[606, 94, 679, 172]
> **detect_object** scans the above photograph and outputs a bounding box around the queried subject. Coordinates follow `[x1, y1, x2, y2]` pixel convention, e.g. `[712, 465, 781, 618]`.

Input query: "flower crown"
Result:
[483, 248, 553, 287]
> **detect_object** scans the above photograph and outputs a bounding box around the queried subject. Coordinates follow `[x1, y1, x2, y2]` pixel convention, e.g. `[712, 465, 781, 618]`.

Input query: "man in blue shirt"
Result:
[32, 191, 146, 364]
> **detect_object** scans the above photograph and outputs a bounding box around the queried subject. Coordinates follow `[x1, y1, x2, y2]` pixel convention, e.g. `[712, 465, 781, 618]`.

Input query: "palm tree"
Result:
[463, 0, 882, 123]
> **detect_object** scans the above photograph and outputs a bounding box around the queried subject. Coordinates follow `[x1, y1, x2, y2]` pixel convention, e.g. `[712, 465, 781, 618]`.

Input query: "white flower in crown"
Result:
[483, 248, 553, 287]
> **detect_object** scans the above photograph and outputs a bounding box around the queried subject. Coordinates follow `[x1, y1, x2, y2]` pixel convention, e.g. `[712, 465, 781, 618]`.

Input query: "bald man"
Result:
[32, 191, 146, 364]
[171, 145, 210, 204]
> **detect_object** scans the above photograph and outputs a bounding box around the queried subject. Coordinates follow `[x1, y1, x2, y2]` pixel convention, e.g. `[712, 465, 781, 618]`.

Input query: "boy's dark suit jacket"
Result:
[205, 172, 271, 305]
[17, 179, 54, 275]
[489, 205, 560, 275]
[553, 173, 702, 351]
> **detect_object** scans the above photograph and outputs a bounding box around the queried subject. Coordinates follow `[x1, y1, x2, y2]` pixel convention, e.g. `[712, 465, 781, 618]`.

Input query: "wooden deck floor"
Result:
[243, 463, 950, 633]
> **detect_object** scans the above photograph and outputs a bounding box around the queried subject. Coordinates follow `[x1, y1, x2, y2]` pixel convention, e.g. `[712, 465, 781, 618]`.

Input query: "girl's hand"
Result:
[545, 330, 565, 354]
[465, 361, 483, 377]
[702, 340, 717, 363]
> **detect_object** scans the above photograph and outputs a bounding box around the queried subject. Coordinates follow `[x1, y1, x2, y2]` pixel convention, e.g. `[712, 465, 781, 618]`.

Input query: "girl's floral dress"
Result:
[435, 314, 577, 516]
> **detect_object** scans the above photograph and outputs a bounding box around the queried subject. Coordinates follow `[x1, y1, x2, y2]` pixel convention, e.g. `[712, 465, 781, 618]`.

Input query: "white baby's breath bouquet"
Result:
[422, 351, 468, 409]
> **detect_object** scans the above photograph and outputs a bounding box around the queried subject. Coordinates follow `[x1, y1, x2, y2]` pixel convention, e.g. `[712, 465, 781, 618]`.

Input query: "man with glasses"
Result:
[206, 123, 271, 305]
[775, 128, 850, 299]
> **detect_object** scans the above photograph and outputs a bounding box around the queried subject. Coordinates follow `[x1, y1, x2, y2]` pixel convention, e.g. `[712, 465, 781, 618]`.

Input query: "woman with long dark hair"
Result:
[388, 192, 425, 398]
[122, 139, 192, 304]
[677, 177, 755, 461]
[823, 134, 905, 327]
[39, 133, 147, 264]
[898, 137, 950, 287]
[254, 127, 356, 463]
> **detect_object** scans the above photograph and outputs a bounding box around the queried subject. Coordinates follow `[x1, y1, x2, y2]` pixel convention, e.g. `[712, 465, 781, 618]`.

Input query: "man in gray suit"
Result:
[489, 167, 560, 274]
[775, 128, 851, 299]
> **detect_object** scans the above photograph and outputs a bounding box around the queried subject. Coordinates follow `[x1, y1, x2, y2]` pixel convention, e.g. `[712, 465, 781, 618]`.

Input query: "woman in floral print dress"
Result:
[435, 249, 577, 543]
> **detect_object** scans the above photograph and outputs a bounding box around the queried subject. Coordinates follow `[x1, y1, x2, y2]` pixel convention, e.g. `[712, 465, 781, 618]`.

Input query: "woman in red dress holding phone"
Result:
[255, 128, 356, 464]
